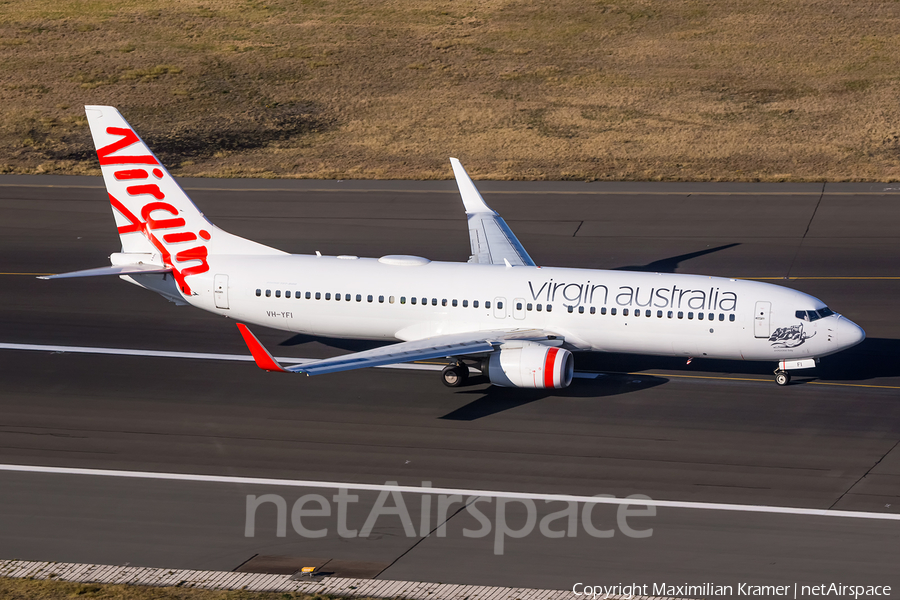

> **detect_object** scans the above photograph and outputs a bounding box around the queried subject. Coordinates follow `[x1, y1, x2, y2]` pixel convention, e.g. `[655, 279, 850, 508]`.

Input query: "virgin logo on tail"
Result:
[99, 127, 210, 294]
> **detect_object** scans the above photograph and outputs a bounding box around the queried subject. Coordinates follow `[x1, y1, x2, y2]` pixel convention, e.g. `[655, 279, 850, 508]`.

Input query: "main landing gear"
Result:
[441, 362, 469, 387]
[774, 370, 791, 386]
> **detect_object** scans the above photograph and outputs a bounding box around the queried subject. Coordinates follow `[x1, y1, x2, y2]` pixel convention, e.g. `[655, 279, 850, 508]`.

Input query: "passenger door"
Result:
[754, 301, 771, 338]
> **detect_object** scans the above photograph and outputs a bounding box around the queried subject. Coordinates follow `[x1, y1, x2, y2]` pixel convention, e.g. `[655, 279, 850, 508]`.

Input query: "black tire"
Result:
[441, 364, 468, 387]
[775, 371, 791, 386]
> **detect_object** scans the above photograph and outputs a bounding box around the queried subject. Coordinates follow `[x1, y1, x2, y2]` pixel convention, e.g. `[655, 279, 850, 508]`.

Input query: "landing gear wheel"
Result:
[441, 364, 468, 387]
[774, 371, 791, 386]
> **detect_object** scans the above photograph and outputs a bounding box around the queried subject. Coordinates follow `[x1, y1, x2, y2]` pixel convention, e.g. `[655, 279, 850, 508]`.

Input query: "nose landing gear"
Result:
[774, 370, 791, 386]
[772, 358, 817, 386]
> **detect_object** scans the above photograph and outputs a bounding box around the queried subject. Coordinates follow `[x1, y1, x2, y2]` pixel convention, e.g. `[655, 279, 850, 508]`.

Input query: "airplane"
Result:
[41, 105, 866, 388]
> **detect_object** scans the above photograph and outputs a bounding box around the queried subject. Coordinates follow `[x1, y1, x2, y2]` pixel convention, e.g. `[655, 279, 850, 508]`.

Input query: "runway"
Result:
[1, 175, 899, 597]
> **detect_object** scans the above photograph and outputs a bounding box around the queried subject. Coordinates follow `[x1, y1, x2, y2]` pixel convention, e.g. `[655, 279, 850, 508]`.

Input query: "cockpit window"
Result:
[796, 307, 835, 322]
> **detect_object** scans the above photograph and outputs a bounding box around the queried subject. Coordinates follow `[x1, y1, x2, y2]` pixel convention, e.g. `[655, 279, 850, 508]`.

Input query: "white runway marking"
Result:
[1, 463, 898, 522]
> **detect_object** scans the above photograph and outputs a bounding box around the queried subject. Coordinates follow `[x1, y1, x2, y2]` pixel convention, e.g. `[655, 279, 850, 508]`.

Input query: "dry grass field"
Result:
[0, 0, 898, 181]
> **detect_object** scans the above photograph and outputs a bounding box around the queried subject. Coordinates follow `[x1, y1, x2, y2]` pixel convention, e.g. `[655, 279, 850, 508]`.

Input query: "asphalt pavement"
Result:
[1, 175, 898, 598]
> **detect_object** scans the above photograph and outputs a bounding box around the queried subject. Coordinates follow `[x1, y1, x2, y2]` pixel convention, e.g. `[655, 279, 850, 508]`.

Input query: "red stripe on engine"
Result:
[544, 347, 559, 388]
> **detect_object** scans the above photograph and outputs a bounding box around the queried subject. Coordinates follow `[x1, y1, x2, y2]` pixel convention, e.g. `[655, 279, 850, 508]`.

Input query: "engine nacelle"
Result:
[486, 343, 574, 389]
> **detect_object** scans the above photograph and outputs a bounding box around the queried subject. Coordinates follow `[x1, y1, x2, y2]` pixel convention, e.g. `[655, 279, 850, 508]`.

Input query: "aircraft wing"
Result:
[237, 324, 555, 376]
[450, 158, 535, 267]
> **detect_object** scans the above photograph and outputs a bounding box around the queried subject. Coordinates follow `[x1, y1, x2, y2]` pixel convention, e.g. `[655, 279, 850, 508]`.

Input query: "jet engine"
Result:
[485, 342, 574, 389]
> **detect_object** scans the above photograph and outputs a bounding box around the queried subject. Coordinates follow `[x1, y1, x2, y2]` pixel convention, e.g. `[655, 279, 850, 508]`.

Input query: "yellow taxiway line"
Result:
[630, 371, 900, 390]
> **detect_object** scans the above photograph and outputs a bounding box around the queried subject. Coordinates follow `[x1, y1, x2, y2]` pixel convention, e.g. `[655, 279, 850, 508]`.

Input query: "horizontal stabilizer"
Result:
[38, 264, 172, 280]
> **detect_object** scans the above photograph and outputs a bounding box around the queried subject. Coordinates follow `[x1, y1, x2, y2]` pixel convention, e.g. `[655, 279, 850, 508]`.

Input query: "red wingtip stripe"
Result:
[237, 323, 287, 372]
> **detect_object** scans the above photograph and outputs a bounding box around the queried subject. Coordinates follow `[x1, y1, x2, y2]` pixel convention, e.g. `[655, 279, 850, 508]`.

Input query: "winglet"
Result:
[450, 157, 536, 267]
[236, 323, 289, 372]
[450, 158, 497, 215]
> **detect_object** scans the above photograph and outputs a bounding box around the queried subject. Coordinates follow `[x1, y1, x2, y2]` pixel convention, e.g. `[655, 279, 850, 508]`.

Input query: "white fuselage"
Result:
[143, 253, 863, 363]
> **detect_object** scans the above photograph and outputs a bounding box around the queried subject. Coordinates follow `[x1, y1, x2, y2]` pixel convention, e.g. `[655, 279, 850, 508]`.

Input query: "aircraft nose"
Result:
[837, 316, 865, 349]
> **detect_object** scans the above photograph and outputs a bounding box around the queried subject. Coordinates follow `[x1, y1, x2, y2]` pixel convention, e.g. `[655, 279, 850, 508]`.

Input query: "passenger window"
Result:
[718, 313, 724, 321]
[335, 293, 340, 301]
[610, 307, 616, 315]
[400, 296, 406, 304]
[432, 298, 437, 306]
[590, 307, 595, 314]
[527, 303, 533, 311]
[678, 311, 683, 319]
[485, 301, 491, 309]
[546, 304, 552, 312]
[463, 300, 469, 307]
[536, 304, 542, 311]
[601, 307, 607, 315]
[442, 299, 447, 307]
[498, 301, 503, 309]
[698, 312, 704, 320]
[517, 302, 523, 310]
[452, 299, 458, 307]
[421, 297, 427, 305]
[325, 293, 331, 300]
[688, 312, 694, 319]
[568, 306, 574, 313]
[389, 296, 394, 304]
[578, 306, 584, 314]
[276, 290, 283, 298]
[315, 292, 321, 300]
[367, 295, 373, 302]
[411, 297, 417, 305]
[623, 308, 630, 316]
[296, 291, 301, 298]
[729, 314, 735, 322]
[356, 294, 362, 302]
[708, 313, 714, 321]
[265, 289, 271, 297]
[285, 291, 291, 298]
[474, 301, 479, 308]
[256, 289, 261, 297]
[667, 311, 673, 318]
[306, 292, 311, 299]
